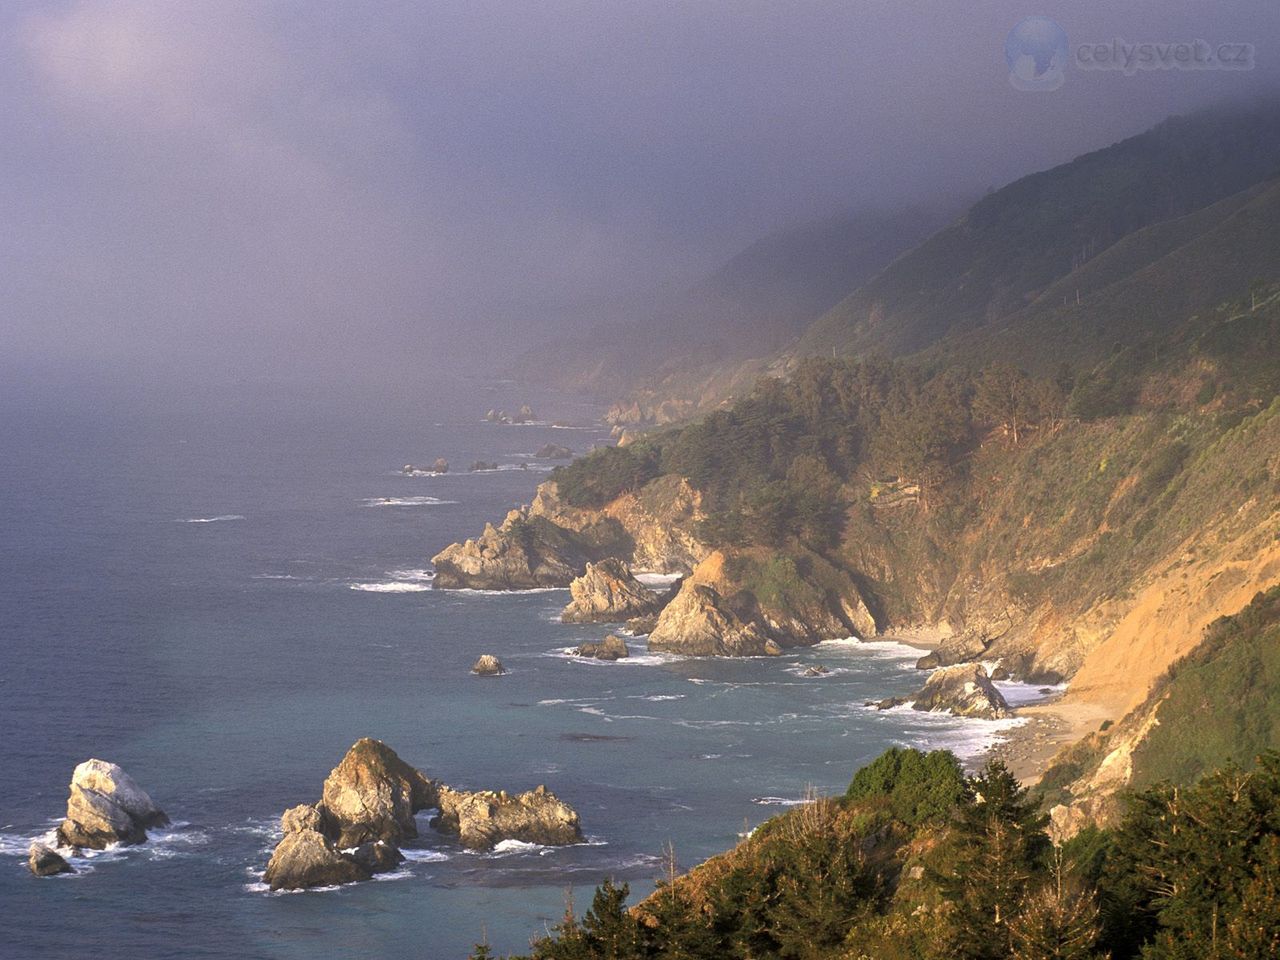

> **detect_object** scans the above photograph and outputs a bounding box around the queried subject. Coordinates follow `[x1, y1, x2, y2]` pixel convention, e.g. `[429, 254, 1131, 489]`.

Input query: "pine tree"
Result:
[1008, 847, 1103, 960]
[937, 760, 1050, 960]
[580, 879, 642, 960]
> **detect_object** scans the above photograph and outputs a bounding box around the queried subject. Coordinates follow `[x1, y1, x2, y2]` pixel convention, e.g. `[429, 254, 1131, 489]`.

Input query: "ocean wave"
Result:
[388, 568, 435, 582]
[360, 496, 458, 507]
[752, 796, 809, 807]
[399, 848, 450, 863]
[815, 637, 926, 661]
[994, 680, 1069, 707]
[176, 515, 245, 523]
[449, 586, 567, 596]
[349, 582, 431, 593]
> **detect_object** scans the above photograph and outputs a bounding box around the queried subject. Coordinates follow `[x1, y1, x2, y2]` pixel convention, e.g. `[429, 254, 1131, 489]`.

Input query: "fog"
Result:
[2, 0, 1277, 400]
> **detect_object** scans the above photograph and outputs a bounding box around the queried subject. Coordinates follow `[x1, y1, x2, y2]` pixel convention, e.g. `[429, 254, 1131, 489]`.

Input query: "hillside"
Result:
[796, 103, 1280, 365]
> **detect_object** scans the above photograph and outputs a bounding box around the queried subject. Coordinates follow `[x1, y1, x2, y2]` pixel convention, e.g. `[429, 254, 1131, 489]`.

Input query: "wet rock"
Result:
[561, 559, 664, 624]
[434, 784, 582, 851]
[349, 841, 406, 874]
[534, 443, 574, 460]
[877, 664, 1012, 719]
[28, 843, 72, 877]
[573, 635, 629, 661]
[472, 654, 506, 676]
[802, 665, 830, 677]
[915, 631, 991, 670]
[318, 739, 438, 848]
[56, 760, 168, 850]
[262, 828, 371, 891]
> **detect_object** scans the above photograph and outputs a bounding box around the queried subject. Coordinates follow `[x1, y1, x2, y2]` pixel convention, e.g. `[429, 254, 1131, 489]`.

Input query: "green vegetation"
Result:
[1129, 585, 1280, 788]
[484, 748, 1280, 960]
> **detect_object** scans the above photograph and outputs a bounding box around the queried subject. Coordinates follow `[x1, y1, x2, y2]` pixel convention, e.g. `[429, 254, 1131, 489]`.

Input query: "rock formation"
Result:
[28, 842, 72, 877]
[262, 814, 372, 891]
[469, 461, 499, 472]
[648, 582, 775, 656]
[561, 559, 664, 623]
[432, 458, 449, 474]
[432, 510, 591, 590]
[534, 443, 574, 460]
[434, 784, 583, 850]
[317, 738, 438, 847]
[471, 654, 506, 676]
[876, 664, 1012, 719]
[914, 631, 992, 670]
[56, 760, 168, 849]
[573, 635, 629, 661]
[262, 739, 584, 887]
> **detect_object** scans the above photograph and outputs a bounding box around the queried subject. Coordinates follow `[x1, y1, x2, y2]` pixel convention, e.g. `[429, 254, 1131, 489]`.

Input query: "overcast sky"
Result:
[2, 0, 1277, 395]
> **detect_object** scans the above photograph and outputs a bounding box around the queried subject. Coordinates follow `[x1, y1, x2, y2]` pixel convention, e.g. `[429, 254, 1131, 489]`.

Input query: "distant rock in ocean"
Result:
[261, 739, 583, 888]
[56, 759, 168, 850]
[573, 635, 630, 661]
[469, 460, 499, 472]
[876, 664, 1011, 719]
[28, 842, 72, 877]
[472, 654, 506, 676]
[434, 784, 582, 850]
[561, 559, 665, 624]
[534, 443, 574, 460]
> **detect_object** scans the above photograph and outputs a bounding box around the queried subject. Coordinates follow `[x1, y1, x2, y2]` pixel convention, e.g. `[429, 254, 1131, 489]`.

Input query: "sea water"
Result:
[0, 382, 1028, 959]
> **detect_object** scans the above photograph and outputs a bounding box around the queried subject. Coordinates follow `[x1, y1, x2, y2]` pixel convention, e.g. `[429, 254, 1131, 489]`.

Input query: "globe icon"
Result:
[1005, 17, 1069, 91]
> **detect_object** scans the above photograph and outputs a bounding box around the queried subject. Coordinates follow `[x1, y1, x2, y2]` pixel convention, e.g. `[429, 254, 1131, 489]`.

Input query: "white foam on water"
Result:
[399, 848, 450, 863]
[349, 582, 431, 593]
[994, 680, 1069, 707]
[360, 496, 458, 507]
[815, 637, 926, 661]
[485, 839, 550, 857]
[388, 568, 435, 582]
[628, 694, 685, 702]
[176, 515, 245, 523]
[752, 796, 807, 807]
[449, 587, 567, 596]
[633, 571, 683, 587]
[372, 868, 414, 882]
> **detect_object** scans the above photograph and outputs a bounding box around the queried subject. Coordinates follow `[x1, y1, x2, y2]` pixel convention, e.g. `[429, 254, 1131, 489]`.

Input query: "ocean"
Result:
[0, 382, 1032, 959]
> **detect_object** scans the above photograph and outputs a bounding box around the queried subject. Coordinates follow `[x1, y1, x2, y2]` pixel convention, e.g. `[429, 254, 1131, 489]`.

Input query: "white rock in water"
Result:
[56, 759, 168, 849]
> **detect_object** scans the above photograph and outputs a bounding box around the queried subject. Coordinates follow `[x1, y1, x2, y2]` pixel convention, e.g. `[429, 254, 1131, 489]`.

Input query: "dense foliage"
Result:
[481, 748, 1280, 960]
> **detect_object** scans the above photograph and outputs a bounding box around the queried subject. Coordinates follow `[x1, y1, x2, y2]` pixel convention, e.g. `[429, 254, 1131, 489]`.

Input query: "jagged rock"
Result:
[534, 443, 574, 460]
[485, 409, 499, 422]
[469, 461, 499, 472]
[434, 784, 582, 850]
[56, 760, 168, 849]
[318, 739, 438, 848]
[28, 843, 72, 877]
[648, 583, 774, 657]
[915, 631, 991, 670]
[349, 841, 406, 874]
[877, 664, 1012, 719]
[263, 828, 371, 890]
[561, 559, 664, 624]
[431, 458, 449, 474]
[432, 511, 590, 590]
[626, 615, 659, 635]
[472, 654, 506, 676]
[514, 404, 536, 423]
[280, 803, 325, 835]
[573, 635, 629, 661]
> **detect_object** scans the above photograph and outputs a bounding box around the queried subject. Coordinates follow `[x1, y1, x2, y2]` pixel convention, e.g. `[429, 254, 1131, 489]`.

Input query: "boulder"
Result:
[534, 444, 574, 460]
[262, 828, 371, 891]
[573, 635, 630, 661]
[472, 654, 506, 676]
[434, 784, 582, 850]
[877, 664, 1012, 720]
[280, 803, 326, 835]
[515, 405, 536, 423]
[318, 739, 438, 848]
[28, 842, 72, 877]
[56, 760, 167, 849]
[349, 841, 406, 874]
[803, 665, 830, 677]
[469, 461, 499, 472]
[431, 458, 449, 474]
[561, 559, 664, 624]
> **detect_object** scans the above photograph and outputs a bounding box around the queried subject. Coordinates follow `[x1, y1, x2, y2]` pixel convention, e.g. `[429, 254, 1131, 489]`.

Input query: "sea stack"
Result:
[56, 759, 168, 850]
[472, 654, 506, 676]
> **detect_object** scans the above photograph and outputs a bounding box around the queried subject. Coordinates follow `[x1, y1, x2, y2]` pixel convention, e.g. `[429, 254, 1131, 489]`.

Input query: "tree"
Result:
[1008, 847, 1103, 960]
[974, 363, 1040, 444]
[937, 761, 1051, 960]
[846, 747, 967, 826]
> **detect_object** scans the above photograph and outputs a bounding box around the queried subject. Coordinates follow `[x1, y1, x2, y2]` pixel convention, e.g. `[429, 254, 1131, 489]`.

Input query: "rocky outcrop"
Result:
[535, 443, 574, 460]
[472, 654, 506, 676]
[28, 843, 72, 877]
[573, 635, 630, 661]
[432, 509, 593, 590]
[317, 739, 438, 848]
[877, 664, 1012, 719]
[469, 461, 499, 472]
[648, 582, 776, 656]
[262, 822, 372, 891]
[561, 559, 664, 624]
[56, 760, 168, 850]
[434, 785, 583, 850]
[262, 740, 583, 888]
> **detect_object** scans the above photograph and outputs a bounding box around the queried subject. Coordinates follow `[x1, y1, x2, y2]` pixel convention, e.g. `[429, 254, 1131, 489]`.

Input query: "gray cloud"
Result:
[2, 0, 1277, 393]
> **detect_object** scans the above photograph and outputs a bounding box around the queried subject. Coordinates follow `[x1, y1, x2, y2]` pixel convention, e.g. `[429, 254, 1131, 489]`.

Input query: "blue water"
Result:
[0, 383, 1024, 959]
